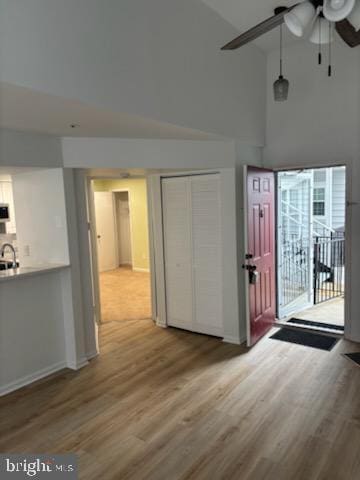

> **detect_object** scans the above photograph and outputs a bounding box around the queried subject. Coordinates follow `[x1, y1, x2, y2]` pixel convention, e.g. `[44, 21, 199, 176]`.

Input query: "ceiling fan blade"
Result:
[221, 6, 295, 50]
[336, 19, 360, 47]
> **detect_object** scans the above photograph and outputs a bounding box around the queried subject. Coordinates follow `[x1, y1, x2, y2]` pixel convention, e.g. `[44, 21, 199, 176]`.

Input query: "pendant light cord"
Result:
[318, 17, 322, 65]
[328, 22, 332, 77]
[280, 24, 283, 77]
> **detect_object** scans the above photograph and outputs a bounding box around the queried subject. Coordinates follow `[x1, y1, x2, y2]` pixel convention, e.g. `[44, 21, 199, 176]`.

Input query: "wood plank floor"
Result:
[1, 320, 360, 480]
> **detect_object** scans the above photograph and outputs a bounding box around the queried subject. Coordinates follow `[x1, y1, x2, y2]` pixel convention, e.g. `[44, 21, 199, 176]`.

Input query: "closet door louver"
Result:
[162, 177, 193, 330]
[191, 175, 222, 336]
[162, 174, 223, 337]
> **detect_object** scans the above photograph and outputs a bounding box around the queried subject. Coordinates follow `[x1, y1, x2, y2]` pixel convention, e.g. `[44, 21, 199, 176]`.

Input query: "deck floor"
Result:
[288, 297, 344, 327]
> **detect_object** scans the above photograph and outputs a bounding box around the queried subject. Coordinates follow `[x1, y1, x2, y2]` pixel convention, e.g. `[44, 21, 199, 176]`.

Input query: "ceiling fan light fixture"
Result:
[310, 17, 335, 43]
[323, 0, 356, 21]
[284, 1, 316, 37]
[347, 0, 360, 30]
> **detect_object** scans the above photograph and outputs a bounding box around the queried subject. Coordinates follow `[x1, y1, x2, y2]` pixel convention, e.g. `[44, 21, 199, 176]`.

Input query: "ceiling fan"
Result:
[221, 0, 360, 50]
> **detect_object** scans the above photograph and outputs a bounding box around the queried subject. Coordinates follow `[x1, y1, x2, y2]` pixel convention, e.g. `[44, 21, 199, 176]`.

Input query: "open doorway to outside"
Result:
[276, 166, 346, 333]
[91, 177, 152, 324]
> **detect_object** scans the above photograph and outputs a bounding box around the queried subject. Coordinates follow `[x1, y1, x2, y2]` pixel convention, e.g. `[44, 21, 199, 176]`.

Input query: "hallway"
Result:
[99, 267, 151, 322]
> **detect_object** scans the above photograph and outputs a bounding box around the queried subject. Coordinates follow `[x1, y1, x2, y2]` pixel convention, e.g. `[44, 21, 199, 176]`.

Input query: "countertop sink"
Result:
[0, 260, 19, 271]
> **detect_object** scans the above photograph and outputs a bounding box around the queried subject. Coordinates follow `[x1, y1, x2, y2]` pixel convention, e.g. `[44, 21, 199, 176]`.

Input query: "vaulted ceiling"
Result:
[0, 83, 220, 140]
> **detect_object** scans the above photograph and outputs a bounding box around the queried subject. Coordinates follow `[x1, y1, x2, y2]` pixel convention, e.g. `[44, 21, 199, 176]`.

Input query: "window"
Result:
[313, 187, 325, 216]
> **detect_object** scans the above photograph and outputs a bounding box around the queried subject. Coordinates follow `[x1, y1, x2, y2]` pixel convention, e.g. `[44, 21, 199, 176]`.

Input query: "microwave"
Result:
[0, 203, 10, 222]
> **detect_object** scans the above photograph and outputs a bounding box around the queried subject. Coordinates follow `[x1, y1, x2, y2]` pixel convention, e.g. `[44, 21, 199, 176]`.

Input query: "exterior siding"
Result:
[332, 167, 346, 230]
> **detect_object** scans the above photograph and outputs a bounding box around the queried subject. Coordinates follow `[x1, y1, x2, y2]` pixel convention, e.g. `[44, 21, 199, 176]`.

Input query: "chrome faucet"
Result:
[0, 243, 17, 268]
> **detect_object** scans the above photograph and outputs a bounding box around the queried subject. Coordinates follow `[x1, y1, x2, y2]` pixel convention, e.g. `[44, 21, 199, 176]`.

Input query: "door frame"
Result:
[112, 189, 134, 269]
[243, 166, 251, 346]
[273, 163, 350, 336]
[275, 169, 314, 319]
[86, 176, 155, 325]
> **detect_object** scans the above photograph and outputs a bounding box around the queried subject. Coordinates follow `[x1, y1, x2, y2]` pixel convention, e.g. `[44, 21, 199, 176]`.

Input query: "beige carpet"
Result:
[100, 267, 151, 322]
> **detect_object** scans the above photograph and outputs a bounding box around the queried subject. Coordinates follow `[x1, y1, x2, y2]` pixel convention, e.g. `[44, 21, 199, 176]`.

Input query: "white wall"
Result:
[332, 168, 346, 230]
[11, 168, 70, 267]
[0, 132, 89, 395]
[62, 138, 238, 170]
[265, 41, 359, 167]
[0, 0, 266, 143]
[264, 40, 360, 342]
[0, 129, 63, 168]
[0, 272, 66, 395]
[64, 139, 263, 350]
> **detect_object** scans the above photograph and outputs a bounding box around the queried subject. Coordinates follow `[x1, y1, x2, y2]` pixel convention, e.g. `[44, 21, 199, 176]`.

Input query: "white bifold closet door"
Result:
[162, 174, 223, 337]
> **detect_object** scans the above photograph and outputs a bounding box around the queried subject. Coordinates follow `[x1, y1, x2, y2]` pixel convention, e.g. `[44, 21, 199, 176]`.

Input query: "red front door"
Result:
[246, 166, 276, 346]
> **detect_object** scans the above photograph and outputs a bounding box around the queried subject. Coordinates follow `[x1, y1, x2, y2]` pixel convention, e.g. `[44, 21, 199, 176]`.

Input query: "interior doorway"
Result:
[276, 166, 346, 333]
[91, 177, 152, 324]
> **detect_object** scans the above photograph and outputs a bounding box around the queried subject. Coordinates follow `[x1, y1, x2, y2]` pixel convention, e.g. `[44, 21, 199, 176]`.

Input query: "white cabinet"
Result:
[162, 174, 223, 337]
[0, 181, 16, 234]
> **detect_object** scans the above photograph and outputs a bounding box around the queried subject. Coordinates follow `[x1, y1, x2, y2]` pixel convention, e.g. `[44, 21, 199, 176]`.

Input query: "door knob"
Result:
[242, 264, 257, 271]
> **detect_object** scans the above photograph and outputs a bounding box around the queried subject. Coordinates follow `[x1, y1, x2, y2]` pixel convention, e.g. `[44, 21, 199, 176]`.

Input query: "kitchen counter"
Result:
[0, 263, 70, 282]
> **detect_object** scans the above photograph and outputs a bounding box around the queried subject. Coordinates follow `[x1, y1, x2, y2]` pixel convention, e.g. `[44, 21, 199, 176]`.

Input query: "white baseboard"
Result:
[67, 356, 89, 371]
[86, 349, 99, 360]
[222, 334, 246, 345]
[132, 267, 150, 273]
[156, 317, 167, 328]
[0, 361, 67, 397]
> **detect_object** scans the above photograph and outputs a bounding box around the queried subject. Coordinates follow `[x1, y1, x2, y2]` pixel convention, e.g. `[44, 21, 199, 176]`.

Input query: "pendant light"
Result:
[284, 1, 316, 37]
[273, 24, 289, 102]
[323, 0, 355, 21]
[310, 16, 334, 44]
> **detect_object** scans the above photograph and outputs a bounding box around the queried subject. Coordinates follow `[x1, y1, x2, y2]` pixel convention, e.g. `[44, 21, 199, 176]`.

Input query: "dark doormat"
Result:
[343, 352, 360, 367]
[287, 318, 344, 332]
[270, 328, 338, 351]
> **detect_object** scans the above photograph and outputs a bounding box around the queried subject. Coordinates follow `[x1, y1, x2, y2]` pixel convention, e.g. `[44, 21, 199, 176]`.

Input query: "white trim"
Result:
[67, 357, 89, 370]
[86, 177, 102, 325]
[344, 163, 352, 340]
[156, 317, 167, 328]
[0, 361, 67, 397]
[222, 335, 244, 345]
[86, 174, 155, 334]
[243, 165, 251, 347]
[132, 267, 150, 273]
[275, 163, 350, 337]
[147, 176, 157, 321]
[148, 175, 167, 327]
[86, 349, 99, 360]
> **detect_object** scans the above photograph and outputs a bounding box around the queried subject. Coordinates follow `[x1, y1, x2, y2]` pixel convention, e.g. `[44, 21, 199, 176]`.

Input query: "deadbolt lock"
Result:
[249, 270, 259, 285]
